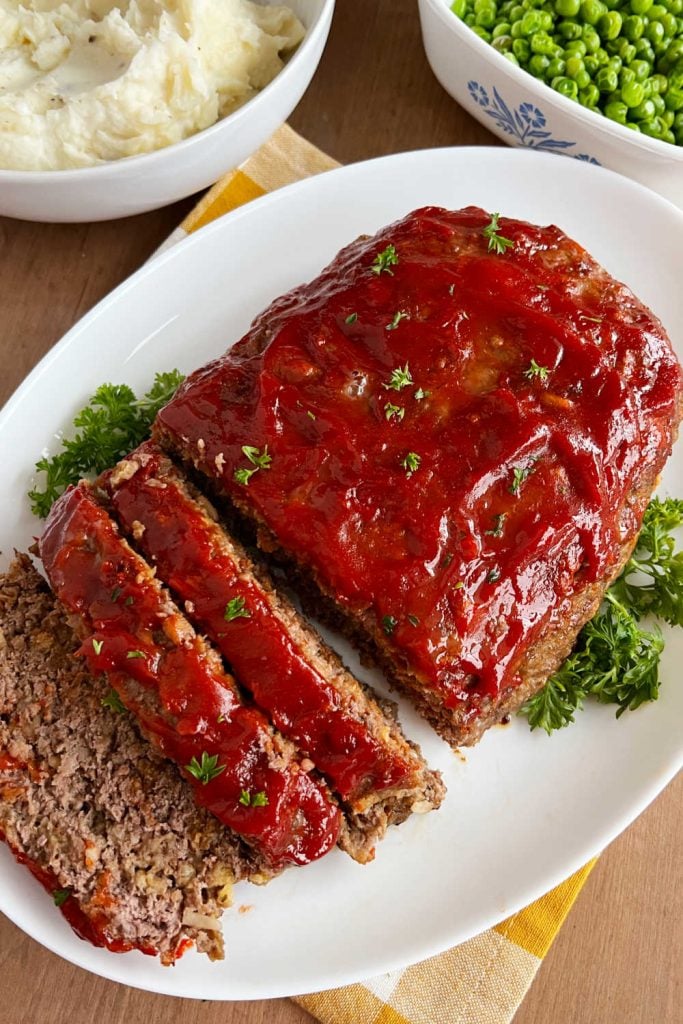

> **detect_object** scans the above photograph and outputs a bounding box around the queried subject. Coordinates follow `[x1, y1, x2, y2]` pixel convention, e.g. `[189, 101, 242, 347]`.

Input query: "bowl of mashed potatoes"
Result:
[0, 0, 334, 221]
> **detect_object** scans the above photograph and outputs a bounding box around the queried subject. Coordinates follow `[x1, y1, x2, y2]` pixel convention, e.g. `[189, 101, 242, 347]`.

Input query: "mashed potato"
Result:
[0, 0, 304, 170]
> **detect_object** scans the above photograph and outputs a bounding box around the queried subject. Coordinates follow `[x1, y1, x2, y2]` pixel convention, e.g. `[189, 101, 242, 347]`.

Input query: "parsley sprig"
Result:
[384, 364, 413, 391]
[234, 445, 272, 486]
[371, 244, 399, 276]
[239, 789, 269, 807]
[523, 359, 550, 383]
[520, 498, 683, 734]
[185, 752, 226, 785]
[224, 596, 251, 621]
[482, 212, 514, 255]
[28, 371, 185, 518]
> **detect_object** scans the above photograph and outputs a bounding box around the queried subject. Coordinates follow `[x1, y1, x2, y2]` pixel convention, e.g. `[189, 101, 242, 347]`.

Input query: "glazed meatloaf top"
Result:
[155, 206, 683, 743]
[0, 555, 269, 964]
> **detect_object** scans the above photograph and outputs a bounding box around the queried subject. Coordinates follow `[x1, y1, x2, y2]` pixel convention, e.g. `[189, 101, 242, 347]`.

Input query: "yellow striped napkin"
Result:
[162, 123, 597, 1024]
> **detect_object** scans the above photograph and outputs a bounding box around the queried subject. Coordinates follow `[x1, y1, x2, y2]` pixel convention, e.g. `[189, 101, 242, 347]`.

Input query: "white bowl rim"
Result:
[422, 0, 683, 162]
[0, 0, 334, 182]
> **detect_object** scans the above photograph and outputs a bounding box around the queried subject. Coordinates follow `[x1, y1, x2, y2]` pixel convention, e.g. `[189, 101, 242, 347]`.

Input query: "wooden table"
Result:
[0, 3, 680, 1022]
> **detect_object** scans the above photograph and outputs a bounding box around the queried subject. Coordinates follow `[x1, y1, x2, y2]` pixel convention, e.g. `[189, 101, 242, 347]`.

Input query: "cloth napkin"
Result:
[162, 124, 596, 1024]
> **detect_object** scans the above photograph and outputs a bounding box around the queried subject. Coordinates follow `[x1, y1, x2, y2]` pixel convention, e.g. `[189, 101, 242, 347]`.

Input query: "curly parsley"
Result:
[186, 752, 226, 785]
[482, 212, 514, 255]
[28, 371, 185, 518]
[371, 244, 399, 276]
[519, 498, 683, 734]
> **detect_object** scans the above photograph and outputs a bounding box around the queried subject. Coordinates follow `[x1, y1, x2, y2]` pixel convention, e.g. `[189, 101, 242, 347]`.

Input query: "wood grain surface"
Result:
[0, 3, 680, 1023]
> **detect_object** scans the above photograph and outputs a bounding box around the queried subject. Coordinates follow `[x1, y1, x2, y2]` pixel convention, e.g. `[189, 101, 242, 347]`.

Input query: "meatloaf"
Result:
[154, 205, 683, 746]
[39, 483, 342, 869]
[0, 555, 270, 964]
[98, 441, 443, 860]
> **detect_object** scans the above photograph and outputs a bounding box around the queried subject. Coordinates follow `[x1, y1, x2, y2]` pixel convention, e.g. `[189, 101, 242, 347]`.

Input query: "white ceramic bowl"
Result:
[0, 0, 333, 223]
[418, 0, 683, 208]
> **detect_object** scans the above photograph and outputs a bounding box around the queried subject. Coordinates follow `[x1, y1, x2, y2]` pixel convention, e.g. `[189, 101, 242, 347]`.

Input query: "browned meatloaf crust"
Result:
[0, 555, 270, 964]
[154, 206, 683, 747]
[98, 443, 443, 864]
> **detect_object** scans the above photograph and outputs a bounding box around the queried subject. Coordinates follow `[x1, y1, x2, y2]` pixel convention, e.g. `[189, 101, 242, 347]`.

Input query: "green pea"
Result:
[622, 79, 646, 104]
[502, 50, 520, 64]
[530, 30, 556, 52]
[510, 19, 525, 35]
[650, 72, 668, 92]
[520, 9, 543, 32]
[580, 82, 602, 104]
[580, 0, 605, 23]
[492, 21, 512, 36]
[476, 7, 499, 27]
[552, 74, 580, 96]
[566, 38, 588, 54]
[509, 4, 525, 19]
[665, 38, 683, 63]
[596, 65, 619, 89]
[630, 0, 653, 12]
[629, 59, 651, 80]
[665, 86, 683, 108]
[631, 97, 657, 117]
[582, 25, 602, 50]
[470, 24, 492, 38]
[529, 52, 551, 73]
[661, 11, 678, 33]
[513, 36, 532, 58]
[605, 98, 629, 120]
[585, 54, 601, 72]
[492, 33, 514, 50]
[559, 19, 583, 37]
[450, 0, 467, 15]
[645, 20, 666, 45]
[566, 54, 586, 75]
[555, 0, 581, 14]
[547, 55, 568, 74]
[652, 91, 667, 112]
[597, 9, 622, 35]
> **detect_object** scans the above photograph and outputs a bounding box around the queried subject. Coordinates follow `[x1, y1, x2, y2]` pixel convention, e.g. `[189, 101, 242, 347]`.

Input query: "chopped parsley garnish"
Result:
[234, 444, 272, 486]
[53, 889, 71, 908]
[401, 452, 421, 477]
[414, 387, 430, 401]
[345, 312, 358, 324]
[482, 212, 514, 255]
[186, 752, 226, 785]
[101, 689, 125, 714]
[520, 498, 683, 734]
[486, 513, 507, 537]
[385, 403, 405, 422]
[382, 614, 398, 636]
[371, 244, 399, 276]
[239, 789, 269, 807]
[386, 310, 408, 331]
[28, 371, 185, 518]
[91, 638, 104, 656]
[125, 596, 134, 606]
[110, 587, 122, 603]
[224, 596, 251, 622]
[306, 410, 316, 421]
[126, 650, 146, 660]
[509, 460, 537, 496]
[384, 364, 413, 392]
[487, 567, 501, 583]
[407, 614, 420, 627]
[448, 283, 456, 296]
[523, 359, 550, 383]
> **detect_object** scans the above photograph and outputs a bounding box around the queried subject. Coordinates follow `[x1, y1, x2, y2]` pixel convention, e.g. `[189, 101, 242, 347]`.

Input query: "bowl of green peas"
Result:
[418, 0, 683, 205]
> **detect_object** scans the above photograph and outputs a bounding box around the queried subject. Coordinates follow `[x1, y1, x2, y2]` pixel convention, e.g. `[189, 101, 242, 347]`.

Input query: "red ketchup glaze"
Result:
[156, 206, 683, 722]
[39, 484, 340, 867]
[0, 827, 159, 958]
[102, 443, 416, 807]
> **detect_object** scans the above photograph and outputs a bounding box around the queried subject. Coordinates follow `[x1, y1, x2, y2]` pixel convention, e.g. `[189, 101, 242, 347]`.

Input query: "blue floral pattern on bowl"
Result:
[467, 81, 600, 164]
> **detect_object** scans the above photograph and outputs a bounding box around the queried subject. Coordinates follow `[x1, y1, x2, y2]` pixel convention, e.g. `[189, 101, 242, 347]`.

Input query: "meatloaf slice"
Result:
[154, 205, 683, 747]
[98, 442, 443, 862]
[39, 483, 342, 869]
[0, 555, 270, 964]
